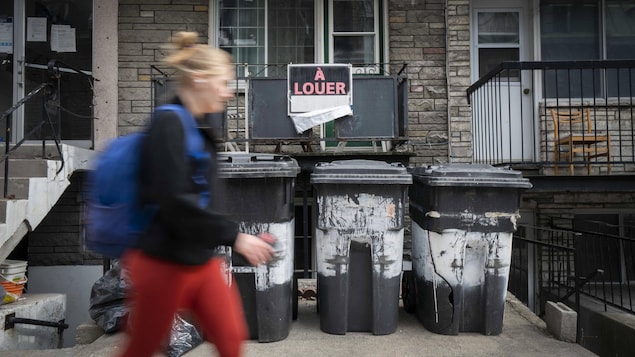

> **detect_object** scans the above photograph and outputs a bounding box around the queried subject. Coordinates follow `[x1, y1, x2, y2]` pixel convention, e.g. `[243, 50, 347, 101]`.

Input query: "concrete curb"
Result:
[506, 291, 548, 331]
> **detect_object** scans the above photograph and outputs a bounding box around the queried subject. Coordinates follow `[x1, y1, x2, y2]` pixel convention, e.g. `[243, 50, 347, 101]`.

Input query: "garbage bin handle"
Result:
[249, 155, 289, 162]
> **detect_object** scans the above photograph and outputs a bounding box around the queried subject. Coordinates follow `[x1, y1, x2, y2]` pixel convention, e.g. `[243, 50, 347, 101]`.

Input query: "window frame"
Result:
[326, 0, 382, 73]
[473, 9, 523, 81]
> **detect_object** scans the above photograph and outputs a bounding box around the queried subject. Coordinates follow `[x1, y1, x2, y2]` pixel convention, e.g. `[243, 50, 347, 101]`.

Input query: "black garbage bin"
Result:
[311, 159, 412, 335]
[408, 164, 532, 336]
[216, 152, 300, 342]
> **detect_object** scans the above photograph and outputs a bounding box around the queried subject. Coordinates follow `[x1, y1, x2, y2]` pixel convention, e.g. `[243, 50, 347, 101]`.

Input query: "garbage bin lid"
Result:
[217, 152, 300, 178]
[411, 163, 532, 188]
[310, 159, 412, 184]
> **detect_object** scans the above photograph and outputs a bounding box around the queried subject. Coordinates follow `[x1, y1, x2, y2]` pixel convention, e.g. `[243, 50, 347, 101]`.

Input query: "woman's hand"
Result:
[233, 232, 277, 266]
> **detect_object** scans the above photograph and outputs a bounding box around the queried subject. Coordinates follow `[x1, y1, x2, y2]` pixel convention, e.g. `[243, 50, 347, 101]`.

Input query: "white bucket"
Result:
[0, 259, 27, 283]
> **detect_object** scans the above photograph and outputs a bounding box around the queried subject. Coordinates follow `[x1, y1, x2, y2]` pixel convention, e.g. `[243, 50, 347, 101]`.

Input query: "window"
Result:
[218, 0, 315, 78]
[0, 0, 93, 143]
[606, 0, 635, 59]
[540, 0, 635, 98]
[330, 0, 378, 66]
[215, 1, 385, 77]
[476, 11, 520, 79]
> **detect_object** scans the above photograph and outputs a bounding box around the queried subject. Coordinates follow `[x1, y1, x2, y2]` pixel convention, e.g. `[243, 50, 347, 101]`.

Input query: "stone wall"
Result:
[388, 0, 472, 166]
[28, 172, 100, 266]
[446, 0, 472, 163]
[389, 0, 450, 166]
[118, 0, 210, 135]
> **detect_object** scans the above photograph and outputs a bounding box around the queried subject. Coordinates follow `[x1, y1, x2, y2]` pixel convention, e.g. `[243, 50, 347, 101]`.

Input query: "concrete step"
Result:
[0, 143, 64, 160]
[0, 159, 48, 178]
[0, 178, 33, 200]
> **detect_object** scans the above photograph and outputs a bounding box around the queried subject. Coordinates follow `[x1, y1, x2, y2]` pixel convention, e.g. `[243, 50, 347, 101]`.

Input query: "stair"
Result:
[0, 144, 96, 262]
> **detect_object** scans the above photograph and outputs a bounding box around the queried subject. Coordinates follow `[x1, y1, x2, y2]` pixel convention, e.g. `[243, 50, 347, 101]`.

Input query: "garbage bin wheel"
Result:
[402, 271, 416, 313]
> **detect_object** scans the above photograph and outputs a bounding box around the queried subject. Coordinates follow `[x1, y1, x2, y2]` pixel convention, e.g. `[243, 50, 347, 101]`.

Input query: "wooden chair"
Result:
[551, 108, 611, 175]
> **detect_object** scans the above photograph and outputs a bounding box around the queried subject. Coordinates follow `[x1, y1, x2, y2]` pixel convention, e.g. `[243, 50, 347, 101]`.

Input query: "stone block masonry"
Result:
[118, 1, 209, 134]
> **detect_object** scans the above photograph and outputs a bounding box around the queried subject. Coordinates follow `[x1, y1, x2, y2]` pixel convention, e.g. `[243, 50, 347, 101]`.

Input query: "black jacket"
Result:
[136, 99, 238, 265]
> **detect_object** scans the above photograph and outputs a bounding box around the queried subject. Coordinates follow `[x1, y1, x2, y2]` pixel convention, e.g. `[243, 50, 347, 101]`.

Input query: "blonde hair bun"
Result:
[171, 31, 199, 50]
[163, 31, 234, 78]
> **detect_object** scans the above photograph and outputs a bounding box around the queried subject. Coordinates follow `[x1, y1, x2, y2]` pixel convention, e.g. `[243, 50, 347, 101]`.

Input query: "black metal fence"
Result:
[467, 60, 635, 174]
[510, 222, 635, 316]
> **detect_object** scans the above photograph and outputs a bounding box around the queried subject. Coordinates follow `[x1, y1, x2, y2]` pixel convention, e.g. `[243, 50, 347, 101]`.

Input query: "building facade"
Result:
[1, 0, 634, 352]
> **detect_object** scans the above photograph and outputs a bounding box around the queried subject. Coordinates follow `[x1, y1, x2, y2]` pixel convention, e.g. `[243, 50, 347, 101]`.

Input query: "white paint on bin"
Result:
[412, 222, 514, 291]
[254, 220, 294, 291]
[227, 220, 294, 291]
[315, 193, 404, 279]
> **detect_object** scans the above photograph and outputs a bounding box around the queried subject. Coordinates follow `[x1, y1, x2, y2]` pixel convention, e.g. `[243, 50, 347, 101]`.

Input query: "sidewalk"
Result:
[8, 293, 596, 357]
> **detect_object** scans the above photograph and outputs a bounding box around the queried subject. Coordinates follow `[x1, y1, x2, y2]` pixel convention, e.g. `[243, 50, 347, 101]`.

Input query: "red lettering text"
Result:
[293, 81, 347, 95]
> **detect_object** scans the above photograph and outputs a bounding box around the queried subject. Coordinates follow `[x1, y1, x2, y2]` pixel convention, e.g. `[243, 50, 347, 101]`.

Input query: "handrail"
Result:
[511, 221, 635, 316]
[511, 234, 575, 251]
[1, 82, 56, 198]
[466, 59, 635, 101]
[559, 269, 605, 303]
[0, 83, 51, 121]
[0, 58, 97, 198]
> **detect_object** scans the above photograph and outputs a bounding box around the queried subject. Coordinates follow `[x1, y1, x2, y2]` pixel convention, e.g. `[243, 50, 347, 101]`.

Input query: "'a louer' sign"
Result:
[288, 64, 352, 114]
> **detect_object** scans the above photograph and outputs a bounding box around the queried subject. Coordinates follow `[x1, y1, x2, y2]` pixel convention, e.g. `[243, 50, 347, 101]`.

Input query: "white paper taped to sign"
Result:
[289, 105, 352, 134]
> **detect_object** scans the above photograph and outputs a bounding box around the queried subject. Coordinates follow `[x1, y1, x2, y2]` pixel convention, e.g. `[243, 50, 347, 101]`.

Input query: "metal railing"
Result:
[510, 221, 635, 318]
[556, 222, 635, 313]
[510, 224, 577, 314]
[0, 59, 95, 198]
[467, 60, 635, 174]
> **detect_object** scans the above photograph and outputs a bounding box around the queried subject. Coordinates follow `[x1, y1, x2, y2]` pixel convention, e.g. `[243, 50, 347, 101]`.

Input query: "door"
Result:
[0, 0, 92, 146]
[471, 2, 534, 162]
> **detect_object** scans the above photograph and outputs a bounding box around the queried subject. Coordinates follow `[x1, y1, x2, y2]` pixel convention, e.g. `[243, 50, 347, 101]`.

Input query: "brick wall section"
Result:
[28, 172, 101, 266]
[389, 0, 449, 167]
[389, 0, 472, 166]
[118, 0, 209, 136]
[446, 0, 472, 163]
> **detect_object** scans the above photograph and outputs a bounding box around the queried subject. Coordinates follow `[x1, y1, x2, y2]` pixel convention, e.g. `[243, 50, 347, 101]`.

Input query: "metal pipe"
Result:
[4, 313, 69, 336]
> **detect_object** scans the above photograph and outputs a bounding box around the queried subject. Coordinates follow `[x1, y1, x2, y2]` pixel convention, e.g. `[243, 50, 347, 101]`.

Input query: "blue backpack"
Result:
[85, 104, 211, 258]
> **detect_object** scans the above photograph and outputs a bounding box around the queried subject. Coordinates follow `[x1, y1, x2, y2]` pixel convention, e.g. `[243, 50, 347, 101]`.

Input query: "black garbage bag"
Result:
[166, 314, 204, 357]
[88, 261, 204, 356]
[88, 260, 130, 333]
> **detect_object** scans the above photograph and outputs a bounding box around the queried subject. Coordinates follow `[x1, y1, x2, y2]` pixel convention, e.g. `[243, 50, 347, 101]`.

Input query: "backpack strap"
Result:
[155, 104, 211, 208]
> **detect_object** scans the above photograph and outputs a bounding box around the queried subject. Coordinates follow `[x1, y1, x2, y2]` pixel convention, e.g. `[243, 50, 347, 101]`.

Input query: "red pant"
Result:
[119, 250, 247, 357]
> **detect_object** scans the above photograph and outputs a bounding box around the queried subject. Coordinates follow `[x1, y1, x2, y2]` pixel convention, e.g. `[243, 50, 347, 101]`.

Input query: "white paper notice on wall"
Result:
[27, 17, 47, 42]
[51, 24, 76, 53]
[0, 21, 12, 54]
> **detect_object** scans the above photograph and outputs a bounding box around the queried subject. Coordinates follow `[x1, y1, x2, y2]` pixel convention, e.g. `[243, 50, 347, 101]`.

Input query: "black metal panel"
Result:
[335, 76, 398, 139]
[397, 77, 408, 139]
[249, 78, 312, 140]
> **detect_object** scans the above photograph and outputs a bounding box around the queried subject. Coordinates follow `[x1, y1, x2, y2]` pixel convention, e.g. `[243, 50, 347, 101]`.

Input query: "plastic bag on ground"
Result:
[88, 260, 130, 333]
[88, 260, 204, 356]
[166, 314, 204, 357]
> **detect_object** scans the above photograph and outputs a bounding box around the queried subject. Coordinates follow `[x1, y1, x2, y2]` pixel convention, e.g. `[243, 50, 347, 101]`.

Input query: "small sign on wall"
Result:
[287, 64, 353, 133]
[0, 17, 13, 54]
